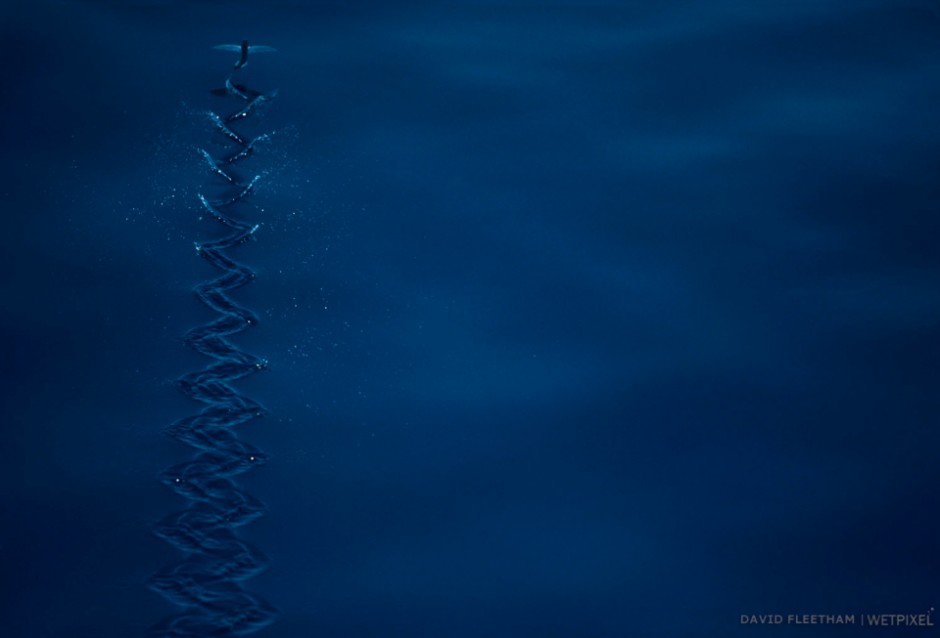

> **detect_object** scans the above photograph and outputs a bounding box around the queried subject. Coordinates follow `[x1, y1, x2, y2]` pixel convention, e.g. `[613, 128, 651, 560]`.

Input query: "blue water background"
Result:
[3, 0, 940, 636]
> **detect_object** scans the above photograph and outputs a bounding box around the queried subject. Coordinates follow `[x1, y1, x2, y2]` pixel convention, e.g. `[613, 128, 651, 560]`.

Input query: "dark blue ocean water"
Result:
[3, 0, 940, 636]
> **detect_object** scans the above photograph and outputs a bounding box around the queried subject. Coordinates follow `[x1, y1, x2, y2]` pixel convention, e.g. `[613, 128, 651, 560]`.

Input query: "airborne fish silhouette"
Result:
[213, 40, 277, 70]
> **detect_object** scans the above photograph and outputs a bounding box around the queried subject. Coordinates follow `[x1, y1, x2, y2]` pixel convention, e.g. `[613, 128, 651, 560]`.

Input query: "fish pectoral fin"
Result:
[247, 45, 277, 54]
[213, 44, 243, 52]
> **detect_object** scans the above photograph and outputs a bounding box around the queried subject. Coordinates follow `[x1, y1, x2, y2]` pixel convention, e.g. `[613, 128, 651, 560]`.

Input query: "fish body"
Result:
[213, 40, 277, 70]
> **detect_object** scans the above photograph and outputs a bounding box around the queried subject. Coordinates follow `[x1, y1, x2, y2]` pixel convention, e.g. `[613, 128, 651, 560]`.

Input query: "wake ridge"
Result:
[149, 44, 278, 637]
